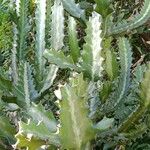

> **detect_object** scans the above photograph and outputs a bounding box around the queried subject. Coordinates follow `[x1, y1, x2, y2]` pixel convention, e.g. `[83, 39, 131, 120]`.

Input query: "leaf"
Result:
[45, 0, 52, 48]
[17, 0, 30, 60]
[14, 134, 45, 150]
[60, 73, 95, 149]
[107, 0, 150, 36]
[68, 16, 80, 63]
[40, 65, 58, 94]
[51, 0, 64, 51]
[11, 25, 18, 84]
[39, 0, 65, 95]
[94, 0, 113, 18]
[116, 38, 132, 106]
[81, 12, 104, 80]
[14, 103, 60, 149]
[15, 0, 20, 15]
[44, 49, 80, 71]
[13, 62, 38, 108]
[88, 82, 101, 119]
[114, 93, 138, 126]
[0, 90, 3, 110]
[35, 0, 46, 80]
[121, 123, 147, 140]
[61, 0, 86, 22]
[19, 121, 59, 146]
[133, 64, 147, 85]
[104, 38, 119, 80]
[0, 73, 12, 93]
[117, 64, 150, 132]
[105, 49, 119, 80]
[28, 103, 58, 133]
[103, 37, 132, 114]
[100, 81, 112, 103]
[140, 63, 150, 108]
[0, 116, 16, 145]
[94, 117, 114, 131]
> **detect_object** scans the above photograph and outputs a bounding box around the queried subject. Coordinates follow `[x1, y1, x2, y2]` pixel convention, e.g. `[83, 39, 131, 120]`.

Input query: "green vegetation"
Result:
[0, 0, 150, 149]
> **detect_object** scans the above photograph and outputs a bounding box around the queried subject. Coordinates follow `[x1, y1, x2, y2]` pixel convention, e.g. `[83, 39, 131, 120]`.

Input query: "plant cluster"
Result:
[0, 0, 150, 149]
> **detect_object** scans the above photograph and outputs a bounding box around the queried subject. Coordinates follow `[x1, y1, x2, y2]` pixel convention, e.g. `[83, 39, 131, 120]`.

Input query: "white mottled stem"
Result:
[51, 0, 64, 50]
[35, 0, 46, 72]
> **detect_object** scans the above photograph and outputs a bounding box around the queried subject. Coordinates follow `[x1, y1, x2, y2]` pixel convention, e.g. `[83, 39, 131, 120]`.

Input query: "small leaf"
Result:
[15, 134, 45, 150]
[28, 103, 58, 132]
[0, 74, 12, 93]
[44, 49, 80, 71]
[0, 116, 16, 144]
[94, 117, 114, 131]
[140, 64, 150, 107]
[40, 65, 58, 94]
[100, 81, 112, 103]
[94, 0, 113, 18]
[104, 38, 119, 80]
[68, 16, 80, 63]
[51, 0, 64, 51]
[62, 0, 86, 22]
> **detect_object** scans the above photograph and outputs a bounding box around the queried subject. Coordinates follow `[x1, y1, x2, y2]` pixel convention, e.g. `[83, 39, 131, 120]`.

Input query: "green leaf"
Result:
[140, 63, 150, 108]
[107, 0, 150, 36]
[121, 123, 147, 140]
[38, 0, 65, 94]
[44, 49, 80, 71]
[28, 103, 58, 132]
[40, 65, 58, 94]
[45, 0, 52, 48]
[13, 62, 38, 108]
[94, 0, 113, 18]
[0, 116, 16, 145]
[60, 73, 95, 149]
[14, 134, 45, 150]
[133, 64, 147, 84]
[19, 121, 59, 146]
[103, 37, 132, 114]
[0, 73, 12, 93]
[35, 0, 46, 80]
[82, 12, 104, 80]
[88, 82, 101, 119]
[51, 0, 64, 51]
[94, 117, 114, 131]
[100, 81, 112, 103]
[17, 0, 30, 60]
[0, 90, 2, 110]
[104, 38, 119, 80]
[11, 25, 18, 84]
[15, 103, 60, 149]
[62, 0, 86, 22]
[68, 16, 80, 63]
[116, 37, 132, 106]
[117, 64, 150, 132]
[105, 49, 119, 80]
